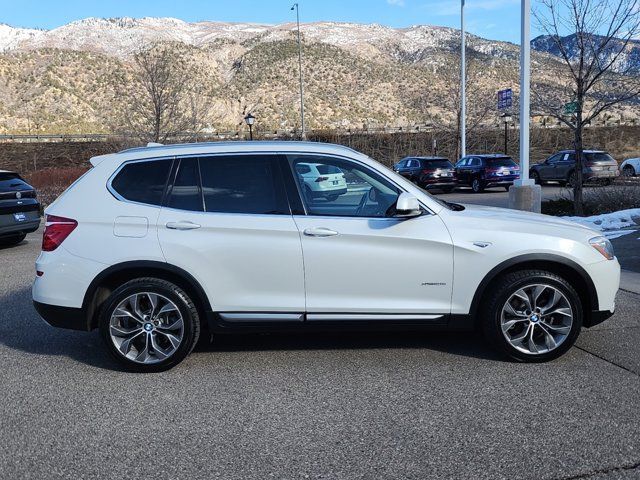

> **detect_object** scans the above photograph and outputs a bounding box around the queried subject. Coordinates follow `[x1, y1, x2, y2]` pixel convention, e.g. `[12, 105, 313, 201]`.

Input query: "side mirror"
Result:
[394, 192, 422, 218]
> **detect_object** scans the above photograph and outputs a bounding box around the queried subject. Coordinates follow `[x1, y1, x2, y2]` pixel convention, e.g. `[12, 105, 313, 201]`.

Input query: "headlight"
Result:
[590, 236, 614, 260]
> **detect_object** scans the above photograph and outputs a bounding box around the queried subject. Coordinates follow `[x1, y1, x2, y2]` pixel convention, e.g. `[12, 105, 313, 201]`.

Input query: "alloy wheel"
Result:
[109, 292, 184, 364]
[500, 284, 573, 355]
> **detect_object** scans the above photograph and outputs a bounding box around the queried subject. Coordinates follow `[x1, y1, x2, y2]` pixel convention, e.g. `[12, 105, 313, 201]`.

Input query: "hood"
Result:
[448, 203, 600, 240]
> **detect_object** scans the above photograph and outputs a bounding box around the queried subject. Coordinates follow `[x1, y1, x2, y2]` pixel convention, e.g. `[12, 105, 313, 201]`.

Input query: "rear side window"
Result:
[199, 155, 288, 215]
[168, 158, 203, 212]
[111, 159, 172, 206]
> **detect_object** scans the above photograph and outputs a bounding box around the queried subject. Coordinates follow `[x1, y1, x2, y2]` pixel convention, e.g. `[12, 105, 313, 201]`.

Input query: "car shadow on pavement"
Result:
[199, 330, 504, 362]
[0, 286, 122, 371]
[0, 286, 504, 371]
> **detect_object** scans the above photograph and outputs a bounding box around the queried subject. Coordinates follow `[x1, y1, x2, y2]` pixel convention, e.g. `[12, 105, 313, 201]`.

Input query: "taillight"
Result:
[42, 215, 77, 252]
[315, 176, 329, 182]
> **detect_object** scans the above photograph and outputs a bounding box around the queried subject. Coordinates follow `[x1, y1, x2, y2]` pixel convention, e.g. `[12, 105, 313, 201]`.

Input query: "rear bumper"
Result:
[484, 179, 517, 187]
[586, 170, 619, 179]
[0, 211, 40, 237]
[33, 300, 88, 331]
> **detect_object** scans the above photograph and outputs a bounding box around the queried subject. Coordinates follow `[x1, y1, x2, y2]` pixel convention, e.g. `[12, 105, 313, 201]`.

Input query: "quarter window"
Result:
[199, 155, 288, 215]
[111, 159, 172, 206]
[288, 155, 400, 218]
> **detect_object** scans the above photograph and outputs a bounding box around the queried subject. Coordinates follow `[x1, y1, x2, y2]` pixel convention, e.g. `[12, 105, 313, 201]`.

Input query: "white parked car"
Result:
[620, 157, 640, 177]
[295, 161, 347, 201]
[33, 142, 620, 372]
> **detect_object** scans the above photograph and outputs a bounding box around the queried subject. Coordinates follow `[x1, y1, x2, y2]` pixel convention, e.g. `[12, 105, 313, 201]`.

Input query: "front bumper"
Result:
[33, 300, 88, 331]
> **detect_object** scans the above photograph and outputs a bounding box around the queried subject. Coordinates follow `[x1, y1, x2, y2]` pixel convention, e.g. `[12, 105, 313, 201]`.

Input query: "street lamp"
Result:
[244, 113, 255, 140]
[501, 112, 512, 155]
[291, 3, 305, 140]
[460, 0, 466, 157]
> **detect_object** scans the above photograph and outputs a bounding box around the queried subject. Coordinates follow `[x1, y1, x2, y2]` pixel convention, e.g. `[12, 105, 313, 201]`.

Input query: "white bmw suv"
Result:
[33, 142, 620, 372]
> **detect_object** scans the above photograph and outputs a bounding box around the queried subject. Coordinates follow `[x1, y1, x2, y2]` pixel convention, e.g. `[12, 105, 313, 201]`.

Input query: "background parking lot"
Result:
[1, 225, 639, 479]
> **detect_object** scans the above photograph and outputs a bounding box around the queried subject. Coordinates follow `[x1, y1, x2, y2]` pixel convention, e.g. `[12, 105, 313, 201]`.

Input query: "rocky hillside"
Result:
[0, 18, 637, 134]
[531, 34, 640, 74]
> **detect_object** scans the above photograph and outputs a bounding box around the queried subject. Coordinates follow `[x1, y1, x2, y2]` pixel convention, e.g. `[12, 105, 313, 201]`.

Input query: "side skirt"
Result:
[206, 312, 475, 334]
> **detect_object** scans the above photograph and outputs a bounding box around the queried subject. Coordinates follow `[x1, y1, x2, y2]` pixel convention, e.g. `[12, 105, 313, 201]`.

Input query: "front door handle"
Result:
[303, 227, 338, 237]
[166, 221, 201, 230]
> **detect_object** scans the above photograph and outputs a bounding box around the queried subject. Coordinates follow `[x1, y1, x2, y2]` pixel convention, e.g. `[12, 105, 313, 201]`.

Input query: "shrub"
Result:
[25, 167, 88, 207]
[542, 181, 640, 216]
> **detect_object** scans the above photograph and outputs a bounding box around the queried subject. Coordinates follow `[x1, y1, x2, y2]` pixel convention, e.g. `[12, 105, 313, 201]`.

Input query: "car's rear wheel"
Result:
[481, 270, 582, 362]
[99, 277, 200, 372]
[567, 171, 580, 188]
[471, 178, 484, 193]
[531, 171, 542, 185]
[0, 233, 26, 247]
[326, 194, 339, 201]
[442, 186, 454, 193]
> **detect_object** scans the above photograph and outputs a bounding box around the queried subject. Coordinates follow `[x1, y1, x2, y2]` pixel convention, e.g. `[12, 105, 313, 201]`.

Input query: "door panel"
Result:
[294, 215, 454, 314]
[157, 155, 305, 313]
[285, 153, 454, 316]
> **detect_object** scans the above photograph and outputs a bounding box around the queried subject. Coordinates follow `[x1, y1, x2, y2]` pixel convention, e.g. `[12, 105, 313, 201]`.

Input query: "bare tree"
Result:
[123, 44, 207, 143]
[533, 0, 640, 214]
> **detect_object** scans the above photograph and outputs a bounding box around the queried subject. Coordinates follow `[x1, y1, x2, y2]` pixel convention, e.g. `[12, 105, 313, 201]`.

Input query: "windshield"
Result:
[485, 157, 516, 167]
[423, 160, 453, 169]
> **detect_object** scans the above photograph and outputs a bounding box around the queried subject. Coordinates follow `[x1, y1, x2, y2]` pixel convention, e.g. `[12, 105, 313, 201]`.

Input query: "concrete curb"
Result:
[620, 269, 640, 295]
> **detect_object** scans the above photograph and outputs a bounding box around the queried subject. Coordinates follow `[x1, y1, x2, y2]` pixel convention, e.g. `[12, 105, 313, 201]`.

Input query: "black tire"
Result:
[442, 186, 454, 193]
[531, 171, 542, 185]
[480, 270, 583, 362]
[558, 181, 567, 187]
[0, 233, 26, 247]
[504, 186, 510, 192]
[623, 165, 635, 177]
[326, 194, 339, 202]
[99, 277, 200, 372]
[567, 171, 580, 188]
[471, 178, 484, 193]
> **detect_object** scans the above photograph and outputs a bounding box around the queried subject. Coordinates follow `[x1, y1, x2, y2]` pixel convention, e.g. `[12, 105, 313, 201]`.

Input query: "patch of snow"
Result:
[563, 208, 640, 233]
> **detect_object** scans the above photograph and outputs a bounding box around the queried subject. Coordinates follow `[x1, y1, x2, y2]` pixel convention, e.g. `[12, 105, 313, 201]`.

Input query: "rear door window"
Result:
[111, 159, 172, 206]
[199, 155, 289, 215]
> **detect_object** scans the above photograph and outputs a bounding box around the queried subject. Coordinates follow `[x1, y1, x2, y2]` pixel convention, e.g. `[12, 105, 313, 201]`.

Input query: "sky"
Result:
[1, 0, 535, 43]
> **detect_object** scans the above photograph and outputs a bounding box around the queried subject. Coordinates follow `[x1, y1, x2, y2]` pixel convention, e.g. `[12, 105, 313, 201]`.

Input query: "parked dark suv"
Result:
[530, 150, 619, 186]
[454, 154, 520, 193]
[0, 170, 40, 246]
[392, 156, 456, 192]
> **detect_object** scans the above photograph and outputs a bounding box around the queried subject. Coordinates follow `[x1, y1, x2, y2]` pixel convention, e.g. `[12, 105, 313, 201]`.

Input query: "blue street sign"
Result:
[498, 88, 513, 110]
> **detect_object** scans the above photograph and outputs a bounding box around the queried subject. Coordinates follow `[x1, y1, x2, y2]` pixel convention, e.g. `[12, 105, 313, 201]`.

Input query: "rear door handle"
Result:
[303, 227, 338, 237]
[166, 221, 201, 230]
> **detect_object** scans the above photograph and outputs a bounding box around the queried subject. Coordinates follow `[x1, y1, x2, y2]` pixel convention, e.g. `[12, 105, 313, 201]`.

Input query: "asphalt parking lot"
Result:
[1, 223, 639, 479]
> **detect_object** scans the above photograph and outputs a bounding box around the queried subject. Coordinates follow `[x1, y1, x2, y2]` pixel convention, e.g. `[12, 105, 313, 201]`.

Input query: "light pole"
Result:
[508, 0, 541, 212]
[501, 112, 512, 155]
[244, 113, 255, 140]
[291, 3, 306, 140]
[460, 0, 466, 158]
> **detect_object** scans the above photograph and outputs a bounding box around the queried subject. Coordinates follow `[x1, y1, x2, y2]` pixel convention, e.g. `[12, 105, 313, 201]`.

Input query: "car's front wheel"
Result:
[481, 270, 582, 362]
[99, 277, 200, 372]
[471, 178, 484, 193]
[623, 165, 635, 177]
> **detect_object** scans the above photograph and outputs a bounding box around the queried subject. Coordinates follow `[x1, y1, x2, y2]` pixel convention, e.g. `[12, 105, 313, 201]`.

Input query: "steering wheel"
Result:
[355, 188, 372, 216]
